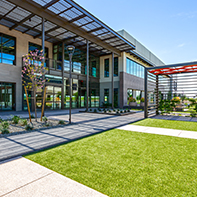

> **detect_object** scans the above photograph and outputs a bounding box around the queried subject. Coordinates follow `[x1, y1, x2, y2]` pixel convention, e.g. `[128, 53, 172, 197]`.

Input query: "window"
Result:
[126, 58, 144, 79]
[91, 61, 97, 77]
[104, 89, 109, 103]
[0, 33, 16, 65]
[104, 58, 109, 77]
[29, 42, 49, 58]
[114, 57, 118, 76]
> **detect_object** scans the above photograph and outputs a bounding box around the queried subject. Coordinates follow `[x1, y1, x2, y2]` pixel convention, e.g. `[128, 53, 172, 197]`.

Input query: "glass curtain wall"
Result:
[53, 43, 100, 109]
[126, 58, 144, 78]
[0, 33, 16, 65]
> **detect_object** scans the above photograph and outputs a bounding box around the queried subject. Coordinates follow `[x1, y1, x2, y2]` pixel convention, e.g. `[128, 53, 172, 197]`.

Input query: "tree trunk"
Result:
[34, 87, 37, 122]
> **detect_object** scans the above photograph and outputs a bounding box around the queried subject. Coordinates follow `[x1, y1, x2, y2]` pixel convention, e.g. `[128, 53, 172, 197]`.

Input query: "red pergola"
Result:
[149, 64, 197, 75]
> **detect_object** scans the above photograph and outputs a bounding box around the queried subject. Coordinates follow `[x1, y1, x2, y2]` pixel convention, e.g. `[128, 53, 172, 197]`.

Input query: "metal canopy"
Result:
[148, 61, 197, 75]
[0, 0, 135, 56]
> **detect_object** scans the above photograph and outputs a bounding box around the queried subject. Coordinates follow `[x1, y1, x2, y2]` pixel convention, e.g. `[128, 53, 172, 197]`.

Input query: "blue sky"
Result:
[75, 0, 197, 65]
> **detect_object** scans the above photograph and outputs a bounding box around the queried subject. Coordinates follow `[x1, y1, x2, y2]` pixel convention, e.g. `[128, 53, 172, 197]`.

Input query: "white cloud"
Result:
[178, 43, 185, 48]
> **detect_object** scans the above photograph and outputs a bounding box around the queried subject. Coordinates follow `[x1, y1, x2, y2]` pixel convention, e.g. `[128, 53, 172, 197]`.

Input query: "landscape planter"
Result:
[140, 102, 145, 107]
[129, 102, 137, 107]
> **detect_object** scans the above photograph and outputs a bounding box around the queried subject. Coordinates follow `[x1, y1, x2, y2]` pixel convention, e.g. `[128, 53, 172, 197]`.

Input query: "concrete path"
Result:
[151, 115, 197, 122]
[117, 125, 197, 139]
[0, 112, 144, 161]
[0, 157, 107, 197]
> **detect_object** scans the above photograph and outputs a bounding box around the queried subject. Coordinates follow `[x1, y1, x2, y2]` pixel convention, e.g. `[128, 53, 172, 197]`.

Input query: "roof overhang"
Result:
[1, 0, 135, 56]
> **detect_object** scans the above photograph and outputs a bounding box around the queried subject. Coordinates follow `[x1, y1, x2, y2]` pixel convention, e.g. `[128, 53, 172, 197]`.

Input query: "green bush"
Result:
[113, 109, 116, 112]
[127, 109, 130, 112]
[190, 111, 196, 117]
[31, 114, 35, 118]
[12, 115, 20, 124]
[124, 109, 127, 113]
[109, 110, 111, 113]
[1, 129, 9, 134]
[120, 110, 123, 113]
[59, 120, 65, 125]
[1, 121, 9, 129]
[25, 124, 34, 131]
[0, 117, 3, 122]
[89, 109, 92, 111]
[98, 108, 101, 111]
[94, 109, 97, 113]
[20, 119, 28, 126]
[42, 116, 48, 123]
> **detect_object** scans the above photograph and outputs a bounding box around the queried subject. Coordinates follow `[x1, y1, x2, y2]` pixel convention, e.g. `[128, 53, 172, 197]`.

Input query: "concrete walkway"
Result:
[0, 112, 144, 161]
[117, 125, 197, 139]
[0, 157, 107, 197]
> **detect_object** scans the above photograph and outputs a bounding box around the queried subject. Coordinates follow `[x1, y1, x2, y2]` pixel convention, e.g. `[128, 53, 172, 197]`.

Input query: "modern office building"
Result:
[0, 0, 164, 111]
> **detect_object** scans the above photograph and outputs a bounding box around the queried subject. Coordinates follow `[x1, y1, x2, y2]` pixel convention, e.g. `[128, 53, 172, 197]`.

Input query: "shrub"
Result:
[1, 121, 9, 129]
[190, 111, 196, 117]
[129, 97, 136, 102]
[45, 122, 50, 127]
[12, 115, 20, 124]
[42, 116, 48, 123]
[89, 109, 92, 111]
[117, 109, 120, 112]
[0, 117, 3, 122]
[116, 111, 119, 114]
[94, 109, 97, 113]
[59, 120, 65, 125]
[104, 110, 106, 113]
[127, 109, 130, 112]
[171, 97, 181, 103]
[113, 109, 116, 112]
[124, 109, 127, 113]
[98, 108, 101, 111]
[120, 110, 123, 113]
[141, 97, 145, 102]
[1, 129, 9, 134]
[20, 119, 28, 126]
[31, 114, 35, 118]
[109, 110, 111, 112]
[25, 124, 34, 131]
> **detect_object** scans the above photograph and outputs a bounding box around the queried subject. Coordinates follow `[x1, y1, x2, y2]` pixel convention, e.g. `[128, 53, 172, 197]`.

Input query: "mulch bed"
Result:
[0, 118, 68, 137]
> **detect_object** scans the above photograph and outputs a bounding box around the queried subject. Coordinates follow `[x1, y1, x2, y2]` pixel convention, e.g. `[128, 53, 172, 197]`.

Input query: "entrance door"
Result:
[0, 82, 15, 111]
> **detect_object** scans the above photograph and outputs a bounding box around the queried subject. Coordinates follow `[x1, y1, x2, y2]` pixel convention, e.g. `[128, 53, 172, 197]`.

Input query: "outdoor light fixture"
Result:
[66, 45, 75, 124]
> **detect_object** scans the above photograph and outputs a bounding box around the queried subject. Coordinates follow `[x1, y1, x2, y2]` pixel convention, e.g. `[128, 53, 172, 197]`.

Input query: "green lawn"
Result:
[25, 129, 197, 196]
[133, 118, 197, 132]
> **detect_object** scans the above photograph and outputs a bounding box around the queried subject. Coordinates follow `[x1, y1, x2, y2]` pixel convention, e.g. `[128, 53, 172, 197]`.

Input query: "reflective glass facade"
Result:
[126, 58, 144, 78]
[0, 33, 16, 65]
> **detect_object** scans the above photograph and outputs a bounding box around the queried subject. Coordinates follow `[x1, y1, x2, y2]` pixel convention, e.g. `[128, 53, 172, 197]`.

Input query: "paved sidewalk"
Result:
[117, 125, 197, 139]
[0, 157, 107, 197]
[0, 112, 144, 161]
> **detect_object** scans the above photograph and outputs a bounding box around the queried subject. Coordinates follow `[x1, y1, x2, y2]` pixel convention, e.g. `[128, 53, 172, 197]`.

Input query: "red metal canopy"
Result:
[149, 64, 197, 75]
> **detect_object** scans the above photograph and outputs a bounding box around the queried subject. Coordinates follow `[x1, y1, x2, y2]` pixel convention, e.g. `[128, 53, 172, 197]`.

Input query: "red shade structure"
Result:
[149, 64, 197, 75]
[144, 61, 197, 118]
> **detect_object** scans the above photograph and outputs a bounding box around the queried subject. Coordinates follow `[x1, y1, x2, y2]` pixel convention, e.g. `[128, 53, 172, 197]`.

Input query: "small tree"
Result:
[22, 49, 49, 121]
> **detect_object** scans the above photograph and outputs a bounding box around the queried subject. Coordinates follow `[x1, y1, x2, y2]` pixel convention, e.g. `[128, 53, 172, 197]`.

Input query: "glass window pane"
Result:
[104, 59, 109, 77]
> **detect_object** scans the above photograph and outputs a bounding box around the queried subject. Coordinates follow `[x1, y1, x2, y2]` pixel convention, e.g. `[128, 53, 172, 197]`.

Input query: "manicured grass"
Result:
[133, 118, 197, 131]
[25, 129, 197, 196]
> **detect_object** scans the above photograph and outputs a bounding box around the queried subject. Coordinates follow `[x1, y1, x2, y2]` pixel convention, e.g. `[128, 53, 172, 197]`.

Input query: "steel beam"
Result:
[61, 42, 65, 109]
[86, 40, 89, 111]
[156, 75, 159, 115]
[111, 52, 114, 109]
[7, 0, 121, 55]
[144, 68, 148, 118]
